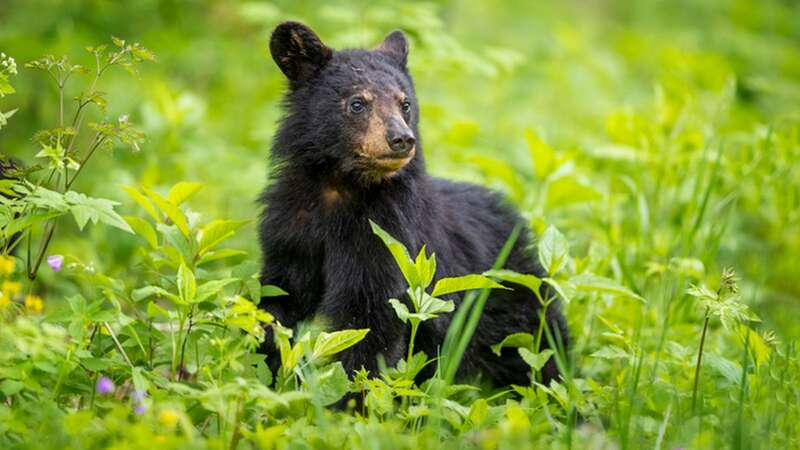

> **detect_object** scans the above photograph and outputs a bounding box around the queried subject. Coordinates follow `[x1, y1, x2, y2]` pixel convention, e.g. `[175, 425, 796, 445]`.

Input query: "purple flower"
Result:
[96, 376, 115, 394]
[134, 402, 147, 415]
[131, 390, 147, 414]
[47, 255, 64, 272]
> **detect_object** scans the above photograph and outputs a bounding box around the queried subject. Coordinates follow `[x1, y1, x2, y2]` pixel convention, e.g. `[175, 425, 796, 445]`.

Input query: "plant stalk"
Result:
[691, 308, 711, 413]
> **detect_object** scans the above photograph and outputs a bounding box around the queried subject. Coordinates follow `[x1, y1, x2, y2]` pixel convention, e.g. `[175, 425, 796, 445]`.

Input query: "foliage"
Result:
[1, 0, 799, 449]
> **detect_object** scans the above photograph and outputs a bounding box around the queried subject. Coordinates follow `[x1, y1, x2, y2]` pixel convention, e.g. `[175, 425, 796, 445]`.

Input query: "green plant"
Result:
[1, 39, 154, 281]
[1, 1, 799, 448]
[687, 267, 758, 412]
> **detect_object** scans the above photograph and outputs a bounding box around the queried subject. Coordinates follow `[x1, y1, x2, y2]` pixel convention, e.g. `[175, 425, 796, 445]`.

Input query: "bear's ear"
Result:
[270, 21, 332, 87]
[377, 30, 409, 69]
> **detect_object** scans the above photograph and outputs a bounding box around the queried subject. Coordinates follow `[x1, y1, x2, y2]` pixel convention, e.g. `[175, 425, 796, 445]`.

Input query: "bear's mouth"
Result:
[352, 146, 416, 182]
[371, 147, 415, 172]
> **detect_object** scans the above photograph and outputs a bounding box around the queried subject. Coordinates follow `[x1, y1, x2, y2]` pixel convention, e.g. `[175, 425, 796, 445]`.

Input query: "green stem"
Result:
[406, 320, 420, 377]
[3, 228, 29, 256]
[533, 307, 548, 383]
[442, 225, 520, 383]
[228, 398, 243, 450]
[89, 372, 98, 409]
[171, 315, 181, 380]
[104, 321, 133, 368]
[691, 308, 711, 413]
[51, 346, 73, 398]
[66, 134, 104, 189]
[178, 306, 196, 378]
[27, 220, 56, 280]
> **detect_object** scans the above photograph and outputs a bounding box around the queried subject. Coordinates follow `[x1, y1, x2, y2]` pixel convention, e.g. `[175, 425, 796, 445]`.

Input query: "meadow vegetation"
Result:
[1, 1, 799, 448]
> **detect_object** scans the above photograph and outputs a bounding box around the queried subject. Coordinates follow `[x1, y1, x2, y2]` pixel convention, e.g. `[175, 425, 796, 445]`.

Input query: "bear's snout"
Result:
[386, 128, 416, 155]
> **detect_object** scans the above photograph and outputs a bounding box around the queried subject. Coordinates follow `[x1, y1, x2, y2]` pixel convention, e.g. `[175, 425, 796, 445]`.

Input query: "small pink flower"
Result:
[47, 255, 64, 272]
[96, 376, 114, 394]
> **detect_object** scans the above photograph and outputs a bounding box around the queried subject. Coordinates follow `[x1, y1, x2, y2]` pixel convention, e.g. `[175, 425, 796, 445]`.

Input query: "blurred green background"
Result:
[1, 0, 798, 337]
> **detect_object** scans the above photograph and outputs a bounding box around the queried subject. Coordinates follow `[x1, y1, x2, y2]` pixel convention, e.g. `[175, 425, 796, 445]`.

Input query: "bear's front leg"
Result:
[258, 237, 325, 376]
[316, 282, 409, 375]
[315, 245, 409, 376]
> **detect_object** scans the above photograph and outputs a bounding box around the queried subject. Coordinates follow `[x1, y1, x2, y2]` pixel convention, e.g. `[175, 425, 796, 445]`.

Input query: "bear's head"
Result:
[269, 22, 421, 185]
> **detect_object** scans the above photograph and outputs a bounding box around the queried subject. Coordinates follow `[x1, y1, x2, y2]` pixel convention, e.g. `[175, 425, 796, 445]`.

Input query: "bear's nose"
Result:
[387, 131, 416, 154]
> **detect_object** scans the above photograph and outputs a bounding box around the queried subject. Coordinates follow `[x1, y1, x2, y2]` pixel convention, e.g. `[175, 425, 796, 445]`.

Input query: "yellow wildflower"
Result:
[158, 409, 179, 428]
[0, 255, 15, 275]
[0, 291, 7, 308]
[2, 280, 22, 298]
[24, 294, 44, 314]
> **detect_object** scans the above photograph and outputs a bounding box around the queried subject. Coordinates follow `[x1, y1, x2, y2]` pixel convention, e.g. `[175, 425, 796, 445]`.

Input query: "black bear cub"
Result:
[259, 22, 568, 385]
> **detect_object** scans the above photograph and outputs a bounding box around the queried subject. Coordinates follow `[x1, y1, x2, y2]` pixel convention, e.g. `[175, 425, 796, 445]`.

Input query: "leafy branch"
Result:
[12, 38, 154, 279]
[688, 267, 758, 413]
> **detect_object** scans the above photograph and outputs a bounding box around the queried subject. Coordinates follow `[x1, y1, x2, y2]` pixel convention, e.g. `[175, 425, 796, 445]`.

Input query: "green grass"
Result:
[1, 0, 799, 448]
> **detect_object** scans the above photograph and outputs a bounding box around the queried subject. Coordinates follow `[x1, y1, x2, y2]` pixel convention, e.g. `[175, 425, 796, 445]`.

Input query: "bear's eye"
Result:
[348, 98, 366, 114]
[401, 101, 411, 114]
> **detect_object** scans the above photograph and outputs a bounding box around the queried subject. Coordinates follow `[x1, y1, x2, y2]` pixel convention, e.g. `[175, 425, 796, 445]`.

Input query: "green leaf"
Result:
[312, 329, 370, 360]
[468, 398, 489, 426]
[82, 357, 113, 371]
[0, 79, 16, 97]
[545, 175, 602, 208]
[197, 248, 248, 265]
[538, 225, 569, 275]
[147, 301, 170, 318]
[431, 274, 507, 297]
[158, 223, 197, 264]
[194, 278, 237, 304]
[315, 362, 350, 406]
[518, 348, 554, 372]
[0, 108, 18, 131]
[0, 179, 17, 195]
[261, 285, 289, 297]
[0, 379, 25, 396]
[687, 284, 717, 303]
[738, 324, 771, 368]
[414, 245, 436, 289]
[167, 181, 203, 206]
[198, 220, 248, 255]
[490, 332, 535, 356]
[2, 211, 62, 239]
[483, 269, 542, 294]
[132, 285, 180, 303]
[177, 263, 196, 304]
[466, 154, 525, 204]
[543, 277, 573, 304]
[143, 188, 190, 237]
[124, 215, 158, 248]
[388, 298, 411, 323]
[370, 220, 418, 288]
[35, 141, 68, 171]
[64, 191, 133, 233]
[570, 273, 644, 302]
[417, 291, 455, 318]
[706, 353, 742, 385]
[27, 185, 69, 211]
[122, 186, 160, 223]
[590, 345, 631, 361]
[131, 367, 150, 393]
[245, 278, 261, 302]
[525, 128, 556, 178]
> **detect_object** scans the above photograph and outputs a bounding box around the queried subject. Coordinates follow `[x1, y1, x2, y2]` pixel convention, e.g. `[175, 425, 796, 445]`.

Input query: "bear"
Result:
[258, 22, 568, 386]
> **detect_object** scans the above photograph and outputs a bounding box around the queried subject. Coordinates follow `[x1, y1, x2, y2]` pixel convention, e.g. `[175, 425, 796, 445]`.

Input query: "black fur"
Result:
[258, 22, 568, 385]
[0, 157, 23, 254]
